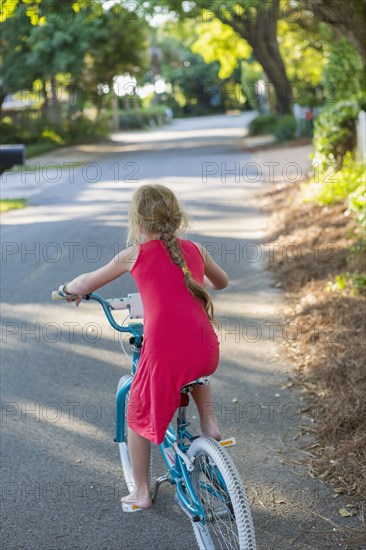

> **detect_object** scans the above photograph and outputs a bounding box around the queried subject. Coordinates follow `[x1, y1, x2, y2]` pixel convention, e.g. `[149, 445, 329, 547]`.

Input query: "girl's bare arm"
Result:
[64, 245, 136, 297]
[193, 242, 229, 290]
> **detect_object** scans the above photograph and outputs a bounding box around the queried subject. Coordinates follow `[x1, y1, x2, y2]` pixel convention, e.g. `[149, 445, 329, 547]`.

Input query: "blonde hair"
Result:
[127, 184, 218, 328]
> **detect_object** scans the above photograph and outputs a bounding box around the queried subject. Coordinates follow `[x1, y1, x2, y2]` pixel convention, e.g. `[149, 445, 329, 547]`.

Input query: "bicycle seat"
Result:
[180, 376, 210, 394]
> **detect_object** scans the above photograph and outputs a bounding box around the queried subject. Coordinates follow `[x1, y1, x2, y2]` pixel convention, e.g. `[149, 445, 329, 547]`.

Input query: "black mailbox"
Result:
[0, 144, 25, 174]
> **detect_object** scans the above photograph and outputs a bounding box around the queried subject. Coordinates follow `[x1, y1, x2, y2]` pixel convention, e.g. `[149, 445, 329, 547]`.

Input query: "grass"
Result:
[7, 161, 84, 173]
[0, 199, 27, 212]
[25, 142, 60, 159]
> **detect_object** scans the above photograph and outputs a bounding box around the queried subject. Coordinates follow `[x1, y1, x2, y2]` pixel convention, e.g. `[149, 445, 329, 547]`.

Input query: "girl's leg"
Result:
[121, 428, 152, 508]
[191, 384, 222, 440]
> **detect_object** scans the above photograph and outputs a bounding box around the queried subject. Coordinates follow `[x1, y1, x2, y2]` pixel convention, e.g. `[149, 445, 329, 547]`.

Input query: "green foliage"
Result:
[1, 0, 44, 24]
[0, 199, 27, 213]
[248, 113, 297, 142]
[302, 152, 366, 224]
[62, 114, 110, 141]
[191, 17, 251, 79]
[84, 3, 148, 90]
[326, 270, 366, 296]
[153, 20, 230, 115]
[324, 233, 366, 298]
[1, 2, 89, 97]
[248, 114, 278, 136]
[312, 99, 360, 170]
[273, 115, 296, 143]
[277, 19, 332, 108]
[26, 143, 60, 158]
[40, 129, 65, 145]
[348, 182, 366, 227]
[311, 37, 365, 170]
[321, 37, 364, 105]
[117, 106, 169, 129]
[0, 114, 109, 145]
[1, 1, 149, 118]
[0, 120, 20, 144]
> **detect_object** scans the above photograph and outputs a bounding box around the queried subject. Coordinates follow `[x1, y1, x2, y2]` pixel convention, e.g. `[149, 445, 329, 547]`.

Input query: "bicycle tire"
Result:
[187, 436, 256, 550]
[116, 375, 152, 493]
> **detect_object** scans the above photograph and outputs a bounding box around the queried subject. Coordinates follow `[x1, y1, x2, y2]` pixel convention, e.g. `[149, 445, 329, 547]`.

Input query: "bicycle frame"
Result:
[52, 289, 256, 548]
[85, 293, 220, 523]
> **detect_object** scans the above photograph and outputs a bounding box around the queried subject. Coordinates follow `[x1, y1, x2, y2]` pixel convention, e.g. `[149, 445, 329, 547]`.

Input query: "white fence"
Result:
[356, 110, 366, 164]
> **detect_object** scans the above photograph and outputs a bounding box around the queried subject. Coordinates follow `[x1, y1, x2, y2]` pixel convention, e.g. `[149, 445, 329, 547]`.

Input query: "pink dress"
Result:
[127, 237, 220, 444]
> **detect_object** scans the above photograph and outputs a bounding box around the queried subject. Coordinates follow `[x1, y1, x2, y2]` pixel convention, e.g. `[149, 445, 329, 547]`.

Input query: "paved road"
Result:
[1, 114, 360, 549]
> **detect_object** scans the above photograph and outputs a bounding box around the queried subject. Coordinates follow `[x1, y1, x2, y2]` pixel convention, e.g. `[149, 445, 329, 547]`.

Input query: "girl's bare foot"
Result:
[200, 417, 222, 441]
[121, 487, 153, 509]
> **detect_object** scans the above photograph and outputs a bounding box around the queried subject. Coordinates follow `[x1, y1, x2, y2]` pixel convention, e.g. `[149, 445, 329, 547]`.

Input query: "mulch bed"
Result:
[259, 178, 366, 508]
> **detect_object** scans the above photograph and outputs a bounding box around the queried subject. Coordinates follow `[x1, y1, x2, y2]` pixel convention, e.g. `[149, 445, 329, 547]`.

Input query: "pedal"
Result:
[121, 501, 144, 513]
[219, 437, 236, 448]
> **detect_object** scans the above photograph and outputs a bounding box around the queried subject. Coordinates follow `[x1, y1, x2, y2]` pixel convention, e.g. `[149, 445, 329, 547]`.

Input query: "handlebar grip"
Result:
[52, 290, 67, 300]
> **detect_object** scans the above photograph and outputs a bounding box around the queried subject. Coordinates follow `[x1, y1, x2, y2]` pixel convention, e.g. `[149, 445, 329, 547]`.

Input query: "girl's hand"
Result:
[73, 295, 83, 307]
[58, 284, 82, 307]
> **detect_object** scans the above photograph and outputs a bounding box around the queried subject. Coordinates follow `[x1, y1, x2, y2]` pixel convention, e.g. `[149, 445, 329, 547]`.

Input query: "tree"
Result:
[1, 1, 90, 120]
[0, 4, 39, 109]
[191, 15, 332, 110]
[276, 18, 333, 108]
[153, 20, 241, 114]
[1, 1, 149, 121]
[4, 0, 365, 67]
[138, 0, 295, 114]
[81, 2, 148, 115]
[303, 0, 366, 63]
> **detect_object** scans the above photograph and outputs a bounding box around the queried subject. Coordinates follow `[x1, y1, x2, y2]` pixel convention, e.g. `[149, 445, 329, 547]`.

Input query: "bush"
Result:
[0, 120, 21, 144]
[0, 113, 110, 148]
[248, 113, 297, 142]
[301, 151, 366, 227]
[321, 37, 364, 105]
[0, 118, 42, 145]
[312, 36, 365, 170]
[348, 182, 366, 227]
[40, 128, 65, 145]
[118, 106, 169, 129]
[273, 115, 296, 142]
[62, 114, 109, 142]
[248, 114, 278, 136]
[312, 99, 360, 170]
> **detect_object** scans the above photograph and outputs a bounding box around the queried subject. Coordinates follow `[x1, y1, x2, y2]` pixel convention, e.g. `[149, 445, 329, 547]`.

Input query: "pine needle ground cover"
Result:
[261, 179, 366, 501]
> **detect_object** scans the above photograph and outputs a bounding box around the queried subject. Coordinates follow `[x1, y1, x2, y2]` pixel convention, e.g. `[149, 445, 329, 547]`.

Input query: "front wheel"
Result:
[116, 375, 134, 492]
[187, 436, 256, 550]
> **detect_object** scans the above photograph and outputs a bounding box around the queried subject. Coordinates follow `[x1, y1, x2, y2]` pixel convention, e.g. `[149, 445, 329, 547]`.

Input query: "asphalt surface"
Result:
[1, 113, 362, 549]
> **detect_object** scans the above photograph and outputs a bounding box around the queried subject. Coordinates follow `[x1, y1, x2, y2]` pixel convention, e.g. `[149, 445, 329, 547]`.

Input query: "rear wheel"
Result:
[188, 436, 256, 550]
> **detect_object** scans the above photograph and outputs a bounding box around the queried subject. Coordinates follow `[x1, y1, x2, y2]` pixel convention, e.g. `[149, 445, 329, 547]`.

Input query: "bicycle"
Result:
[52, 289, 257, 550]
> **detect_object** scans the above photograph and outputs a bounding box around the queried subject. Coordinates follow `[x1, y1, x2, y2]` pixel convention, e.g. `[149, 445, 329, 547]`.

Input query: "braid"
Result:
[160, 226, 219, 330]
[127, 183, 219, 329]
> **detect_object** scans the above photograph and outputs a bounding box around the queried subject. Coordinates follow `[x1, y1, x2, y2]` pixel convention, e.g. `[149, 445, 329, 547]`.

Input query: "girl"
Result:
[59, 184, 229, 511]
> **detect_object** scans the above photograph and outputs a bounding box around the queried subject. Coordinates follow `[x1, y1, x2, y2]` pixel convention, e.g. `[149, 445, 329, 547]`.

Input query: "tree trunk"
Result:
[250, 36, 293, 114]
[41, 81, 48, 119]
[215, 1, 293, 115]
[111, 93, 120, 131]
[245, 2, 293, 114]
[0, 93, 7, 116]
[45, 76, 62, 125]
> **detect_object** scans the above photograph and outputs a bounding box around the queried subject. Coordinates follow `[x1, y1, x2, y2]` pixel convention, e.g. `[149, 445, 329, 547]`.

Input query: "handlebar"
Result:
[52, 289, 143, 336]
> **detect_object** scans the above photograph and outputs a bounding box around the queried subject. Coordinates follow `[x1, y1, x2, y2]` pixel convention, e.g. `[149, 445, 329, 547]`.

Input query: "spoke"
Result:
[194, 454, 240, 550]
